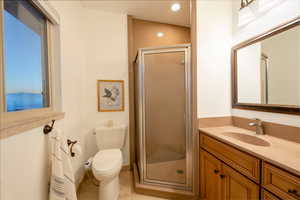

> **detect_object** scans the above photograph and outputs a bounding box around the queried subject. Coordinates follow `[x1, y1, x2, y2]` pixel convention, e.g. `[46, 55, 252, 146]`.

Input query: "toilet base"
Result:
[98, 176, 120, 200]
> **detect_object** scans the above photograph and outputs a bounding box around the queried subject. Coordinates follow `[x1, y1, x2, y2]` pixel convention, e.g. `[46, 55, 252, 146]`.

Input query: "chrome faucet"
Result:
[249, 118, 264, 135]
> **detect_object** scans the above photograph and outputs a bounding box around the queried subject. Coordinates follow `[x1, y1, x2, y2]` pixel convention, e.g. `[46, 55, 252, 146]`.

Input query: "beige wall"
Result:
[82, 8, 129, 165]
[46, 0, 130, 180]
[0, 1, 129, 200]
[0, 1, 86, 200]
[132, 18, 190, 58]
[0, 127, 50, 200]
[50, 1, 88, 185]
[1, 7, 189, 200]
[196, 0, 233, 118]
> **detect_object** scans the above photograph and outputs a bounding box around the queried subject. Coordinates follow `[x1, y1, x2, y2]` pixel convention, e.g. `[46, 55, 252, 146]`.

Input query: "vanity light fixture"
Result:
[171, 3, 181, 12]
[156, 32, 164, 37]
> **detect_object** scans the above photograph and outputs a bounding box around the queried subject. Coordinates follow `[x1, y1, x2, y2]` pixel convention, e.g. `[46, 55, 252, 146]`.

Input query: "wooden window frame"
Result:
[0, 0, 64, 139]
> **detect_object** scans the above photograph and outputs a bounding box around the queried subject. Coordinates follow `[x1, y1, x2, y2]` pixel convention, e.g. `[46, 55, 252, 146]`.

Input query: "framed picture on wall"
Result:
[97, 80, 125, 112]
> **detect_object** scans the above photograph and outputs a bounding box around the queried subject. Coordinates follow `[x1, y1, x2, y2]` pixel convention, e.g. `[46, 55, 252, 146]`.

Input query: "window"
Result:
[0, 0, 63, 137]
[3, 0, 49, 112]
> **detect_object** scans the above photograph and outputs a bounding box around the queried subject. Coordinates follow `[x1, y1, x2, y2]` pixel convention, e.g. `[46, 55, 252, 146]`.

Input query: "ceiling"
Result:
[80, 0, 190, 27]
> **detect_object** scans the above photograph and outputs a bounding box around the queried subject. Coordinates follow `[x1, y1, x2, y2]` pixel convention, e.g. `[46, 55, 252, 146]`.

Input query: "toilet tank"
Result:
[94, 124, 127, 150]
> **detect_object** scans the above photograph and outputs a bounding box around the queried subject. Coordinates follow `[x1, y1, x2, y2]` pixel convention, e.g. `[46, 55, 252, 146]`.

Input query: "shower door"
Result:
[135, 44, 192, 190]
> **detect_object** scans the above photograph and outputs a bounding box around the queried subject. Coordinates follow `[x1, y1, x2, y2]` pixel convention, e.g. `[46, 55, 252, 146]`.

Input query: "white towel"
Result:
[49, 129, 77, 200]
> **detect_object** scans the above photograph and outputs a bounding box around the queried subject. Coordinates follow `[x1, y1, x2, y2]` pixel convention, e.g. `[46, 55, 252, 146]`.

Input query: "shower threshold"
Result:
[132, 164, 196, 200]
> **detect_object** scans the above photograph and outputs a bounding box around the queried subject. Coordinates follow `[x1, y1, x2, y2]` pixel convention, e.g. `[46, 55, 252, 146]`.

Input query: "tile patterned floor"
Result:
[77, 171, 170, 200]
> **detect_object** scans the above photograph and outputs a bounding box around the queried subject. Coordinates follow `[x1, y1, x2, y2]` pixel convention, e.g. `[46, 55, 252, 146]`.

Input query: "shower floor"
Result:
[146, 159, 186, 184]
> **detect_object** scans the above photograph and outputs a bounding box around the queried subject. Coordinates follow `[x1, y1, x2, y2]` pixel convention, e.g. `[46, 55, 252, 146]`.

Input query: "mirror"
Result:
[232, 18, 300, 115]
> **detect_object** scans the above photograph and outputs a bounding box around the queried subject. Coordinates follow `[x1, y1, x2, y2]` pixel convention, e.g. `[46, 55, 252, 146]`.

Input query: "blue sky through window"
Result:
[4, 10, 43, 94]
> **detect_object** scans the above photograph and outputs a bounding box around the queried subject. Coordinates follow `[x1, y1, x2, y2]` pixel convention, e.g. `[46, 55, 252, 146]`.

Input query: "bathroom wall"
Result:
[41, 0, 130, 179]
[0, 1, 129, 200]
[49, 0, 88, 185]
[132, 18, 190, 56]
[1, 4, 188, 200]
[82, 8, 129, 165]
[0, 127, 50, 200]
[196, 0, 300, 127]
[231, 0, 300, 126]
[196, 0, 233, 118]
[0, 1, 86, 200]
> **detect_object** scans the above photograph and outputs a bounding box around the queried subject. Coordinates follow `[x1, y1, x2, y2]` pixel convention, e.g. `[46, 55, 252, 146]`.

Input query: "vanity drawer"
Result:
[200, 133, 260, 183]
[262, 189, 281, 200]
[263, 162, 300, 200]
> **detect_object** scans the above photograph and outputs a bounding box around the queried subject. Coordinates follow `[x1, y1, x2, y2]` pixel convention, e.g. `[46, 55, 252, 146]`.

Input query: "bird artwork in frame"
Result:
[97, 80, 124, 112]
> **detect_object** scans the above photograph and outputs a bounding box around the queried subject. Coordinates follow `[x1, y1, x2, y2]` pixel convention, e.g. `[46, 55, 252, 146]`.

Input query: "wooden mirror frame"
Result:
[231, 17, 300, 115]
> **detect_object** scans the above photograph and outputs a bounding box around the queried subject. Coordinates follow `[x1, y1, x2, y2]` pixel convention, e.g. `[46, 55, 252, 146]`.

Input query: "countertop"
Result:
[199, 126, 300, 177]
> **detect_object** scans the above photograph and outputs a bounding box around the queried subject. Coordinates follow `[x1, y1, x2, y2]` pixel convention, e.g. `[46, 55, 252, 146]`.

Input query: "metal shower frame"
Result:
[135, 44, 193, 191]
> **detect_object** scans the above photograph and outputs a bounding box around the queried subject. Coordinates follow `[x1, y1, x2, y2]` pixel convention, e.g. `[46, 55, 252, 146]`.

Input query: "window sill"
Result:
[0, 111, 65, 139]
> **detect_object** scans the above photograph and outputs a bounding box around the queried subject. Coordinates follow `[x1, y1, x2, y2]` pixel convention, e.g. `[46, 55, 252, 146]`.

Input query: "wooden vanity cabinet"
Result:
[200, 149, 259, 200]
[200, 149, 222, 200]
[263, 163, 300, 200]
[222, 163, 259, 200]
[200, 134, 260, 183]
[262, 190, 281, 200]
[200, 132, 300, 200]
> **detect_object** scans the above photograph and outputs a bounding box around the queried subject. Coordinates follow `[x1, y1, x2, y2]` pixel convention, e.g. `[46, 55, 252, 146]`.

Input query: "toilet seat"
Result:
[92, 149, 122, 177]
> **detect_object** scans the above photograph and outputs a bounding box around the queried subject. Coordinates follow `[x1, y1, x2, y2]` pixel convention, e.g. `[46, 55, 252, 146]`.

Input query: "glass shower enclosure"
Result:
[134, 44, 193, 191]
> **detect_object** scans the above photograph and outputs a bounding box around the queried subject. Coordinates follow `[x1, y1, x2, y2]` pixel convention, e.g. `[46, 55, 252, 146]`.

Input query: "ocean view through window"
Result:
[3, 0, 49, 112]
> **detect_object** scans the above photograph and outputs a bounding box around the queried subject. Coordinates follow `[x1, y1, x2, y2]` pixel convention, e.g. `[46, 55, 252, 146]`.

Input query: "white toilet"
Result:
[92, 123, 127, 200]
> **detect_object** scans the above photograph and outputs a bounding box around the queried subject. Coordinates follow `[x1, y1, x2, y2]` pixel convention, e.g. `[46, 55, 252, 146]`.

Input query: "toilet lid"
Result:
[92, 149, 122, 173]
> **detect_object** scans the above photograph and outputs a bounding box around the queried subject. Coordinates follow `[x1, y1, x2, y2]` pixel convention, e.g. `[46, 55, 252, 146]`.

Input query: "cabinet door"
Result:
[263, 162, 300, 200]
[200, 134, 260, 182]
[262, 189, 282, 200]
[200, 149, 222, 200]
[221, 164, 259, 200]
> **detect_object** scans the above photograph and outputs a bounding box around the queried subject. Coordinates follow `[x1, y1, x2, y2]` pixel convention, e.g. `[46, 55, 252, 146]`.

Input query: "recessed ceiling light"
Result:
[156, 32, 164, 37]
[171, 3, 181, 12]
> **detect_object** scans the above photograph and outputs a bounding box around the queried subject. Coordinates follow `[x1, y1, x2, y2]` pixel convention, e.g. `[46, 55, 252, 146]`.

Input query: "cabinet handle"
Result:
[288, 189, 300, 197]
[214, 169, 219, 174]
[220, 174, 226, 179]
